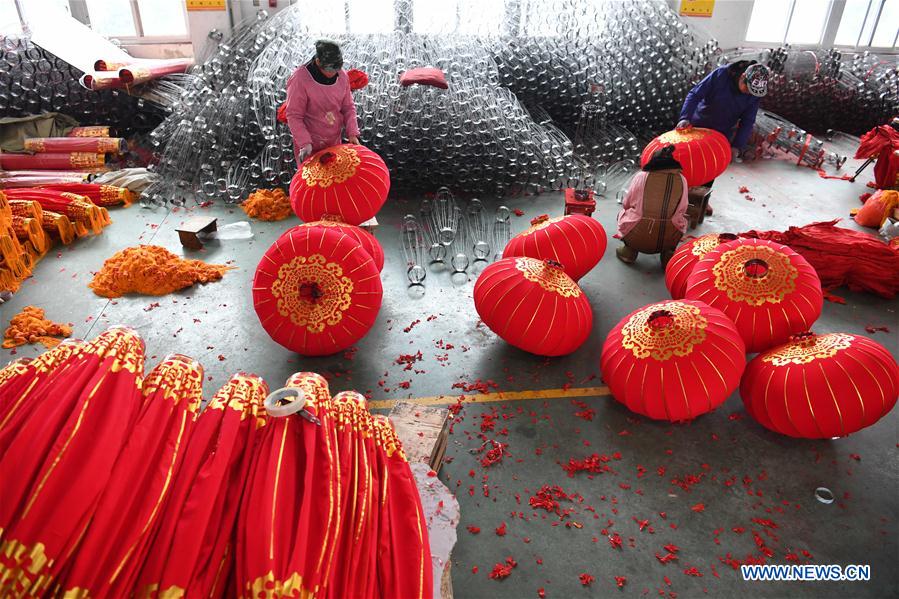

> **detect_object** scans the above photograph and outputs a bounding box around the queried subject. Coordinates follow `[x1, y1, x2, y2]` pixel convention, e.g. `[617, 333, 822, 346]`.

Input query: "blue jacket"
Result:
[679, 66, 760, 150]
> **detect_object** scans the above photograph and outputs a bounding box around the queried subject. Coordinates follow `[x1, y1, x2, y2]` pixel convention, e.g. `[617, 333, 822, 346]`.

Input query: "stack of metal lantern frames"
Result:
[4, 0, 895, 207]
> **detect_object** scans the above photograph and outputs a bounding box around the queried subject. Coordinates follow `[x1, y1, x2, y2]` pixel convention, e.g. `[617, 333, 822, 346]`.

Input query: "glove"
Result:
[676, 119, 691, 130]
[298, 144, 312, 162]
[731, 146, 743, 163]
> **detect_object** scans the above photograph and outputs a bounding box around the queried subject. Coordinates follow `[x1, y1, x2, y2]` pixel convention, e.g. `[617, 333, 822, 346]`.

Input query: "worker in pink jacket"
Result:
[285, 40, 360, 164]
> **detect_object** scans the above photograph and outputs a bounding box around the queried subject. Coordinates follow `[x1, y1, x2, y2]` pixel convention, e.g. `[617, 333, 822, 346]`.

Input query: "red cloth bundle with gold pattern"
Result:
[502, 213, 607, 281]
[739, 220, 899, 299]
[473, 257, 592, 356]
[67, 126, 112, 138]
[296, 216, 385, 272]
[372, 414, 433, 599]
[0, 327, 145, 597]
[236, 372, 341, 599]
[58, 354, 204, 597]
[640, 127, 731, 187]
[684, 238, 823, 353]
[253, 226, 383, 355]
[38, 182, 134, 207]
[39, 210, 76, 245]
[133, 373, 269, 598]
[23, 137, 126, 155]
[665, 233, 738, 299]
[0, 152, 106, 171]
[600, 299, 746, 421]
[5, 188, 106, 235]
[290, 144, 390, 226]
[741, 332, 898, 438]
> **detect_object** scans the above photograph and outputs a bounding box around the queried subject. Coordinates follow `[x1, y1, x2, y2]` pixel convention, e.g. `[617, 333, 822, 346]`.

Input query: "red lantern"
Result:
[640, 127, 731, 187]
[665, 233, 738, 299]
[295, 217, 384, 272]
[290, 144, 390, 226]
[502, 214, 607, 281]
[253, 226, 382, 356]
[741, 332, 899, 438]
[473, 257, 592, 356]
[600, 300, 746, 421]
[684, 239, 823, 353]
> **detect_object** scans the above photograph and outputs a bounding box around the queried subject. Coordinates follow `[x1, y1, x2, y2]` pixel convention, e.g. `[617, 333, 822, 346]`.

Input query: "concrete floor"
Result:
[1, 147, 897, 598]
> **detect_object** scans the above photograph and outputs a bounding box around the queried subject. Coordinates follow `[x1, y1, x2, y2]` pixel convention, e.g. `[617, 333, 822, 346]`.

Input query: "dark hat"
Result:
[315, 39, 343, 70]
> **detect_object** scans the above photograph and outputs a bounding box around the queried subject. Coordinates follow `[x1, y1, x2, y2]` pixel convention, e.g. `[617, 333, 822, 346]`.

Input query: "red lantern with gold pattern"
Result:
[640, 127, 731, 187]
[502, 213, 607, 281]
[684, 238, 823, 353]
[741, 332, 899, 438]
[600, 300, 745, 421]
[295, 216, 384, 272]
[290, 144, 390, 226]
[665, 233, 738, 299]
[473, 257, 592, 356]
[253, 226, 382, 355]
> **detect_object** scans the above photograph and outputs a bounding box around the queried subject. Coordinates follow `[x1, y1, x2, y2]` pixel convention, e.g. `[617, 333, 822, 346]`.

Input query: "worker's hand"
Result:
[676, 119, 691, 131]
[731, 146, 743, 163]
[347, 136, 360, 145]
[298, 144, 312, 162]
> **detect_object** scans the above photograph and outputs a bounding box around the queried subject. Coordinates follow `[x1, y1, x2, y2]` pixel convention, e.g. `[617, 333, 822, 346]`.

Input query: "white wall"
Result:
[668, 0, 754, 50]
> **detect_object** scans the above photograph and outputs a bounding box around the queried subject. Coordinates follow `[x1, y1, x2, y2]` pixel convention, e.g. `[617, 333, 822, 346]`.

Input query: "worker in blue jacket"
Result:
[676, 60, 770, 213]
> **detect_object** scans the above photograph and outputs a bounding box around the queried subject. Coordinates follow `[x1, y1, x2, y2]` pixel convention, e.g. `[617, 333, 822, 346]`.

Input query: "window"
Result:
[413, 0, 505, 35]
[14, 0, 189, 40]
[746, 0, 832, 45]
[348, 0, 393, 34]
[834, 0, 899, 47]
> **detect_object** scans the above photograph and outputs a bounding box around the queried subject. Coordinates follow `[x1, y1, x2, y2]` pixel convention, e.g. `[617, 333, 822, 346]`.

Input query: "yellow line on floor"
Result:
[368, 385, 611, 410]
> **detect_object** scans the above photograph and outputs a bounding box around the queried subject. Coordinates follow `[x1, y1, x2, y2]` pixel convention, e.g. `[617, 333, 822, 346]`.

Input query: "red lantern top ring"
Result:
[760, 332, 855, 366]
[514, 257, 582, 298]
[270, 255, 354, 334]
[301, 146, 363, 189]
[620, 301, 709, 361]
[711, 244, 798, 306]
[523, 214, 563, 234]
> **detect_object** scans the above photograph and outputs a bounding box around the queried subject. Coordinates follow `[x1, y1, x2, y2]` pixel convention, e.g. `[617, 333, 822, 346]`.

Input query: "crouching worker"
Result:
[615, 146, 688, 267]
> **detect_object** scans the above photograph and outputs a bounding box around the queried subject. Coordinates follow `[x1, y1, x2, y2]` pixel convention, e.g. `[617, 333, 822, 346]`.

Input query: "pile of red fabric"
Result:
[739, 220, 899, 299]
[856, 124, 899, 190]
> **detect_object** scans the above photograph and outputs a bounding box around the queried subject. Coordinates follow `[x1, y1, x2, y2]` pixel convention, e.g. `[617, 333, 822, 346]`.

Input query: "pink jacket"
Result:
[615, 170, 689, 239]
[285, 65, 360, 158]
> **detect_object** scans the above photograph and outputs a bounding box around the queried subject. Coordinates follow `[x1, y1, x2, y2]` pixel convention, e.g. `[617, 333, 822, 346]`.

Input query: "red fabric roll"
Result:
[67, 126, 112, 138]
[23, 137, 125, 154]
[665, 233, 738, 299]
[0, 152, 105, 171]
[741, 332, 899, 438]
[502, 213, 607, 281]
[253, 226, 383, 355]
[473, 257, 592, 356]
[295, 217, 384, 272]
[738, 220, 899, 299]
[38, 182, 134, 207]
[290, 144, 390, 226]
[600, 299, 745, 421]
[684, 238, 823, 353]
[640, 127, 731, 187]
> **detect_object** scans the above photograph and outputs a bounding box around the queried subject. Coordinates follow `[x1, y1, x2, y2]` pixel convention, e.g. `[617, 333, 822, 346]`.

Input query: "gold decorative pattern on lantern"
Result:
[658, 128, 709, 143]
[522, 214, 565, 236]
[69, 153, 104, 169]
[0, 360, 31, 388]
[271, 256, 354, 334]
[620, 301, 709, 361]
[514, 257, 581, 298]
[301, 146, 361, 189]
[285, 372, 331, 418]
[70, 126, 110, 137]
[690, 234, 724, 257]
[29, 340, 84, 374]
[761, 333, 855, 366]
[0, 538, 54, 596]
[206, 375, 269, 428]
[245, 571, 310, 599]
[23, 139, 46, 152]
[712, 245, 798, 306]
[141, 355, 204, 412]
[333, 392, 372, 436]
[133, 583, 187, 599]
[373, 415, 407, 461]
